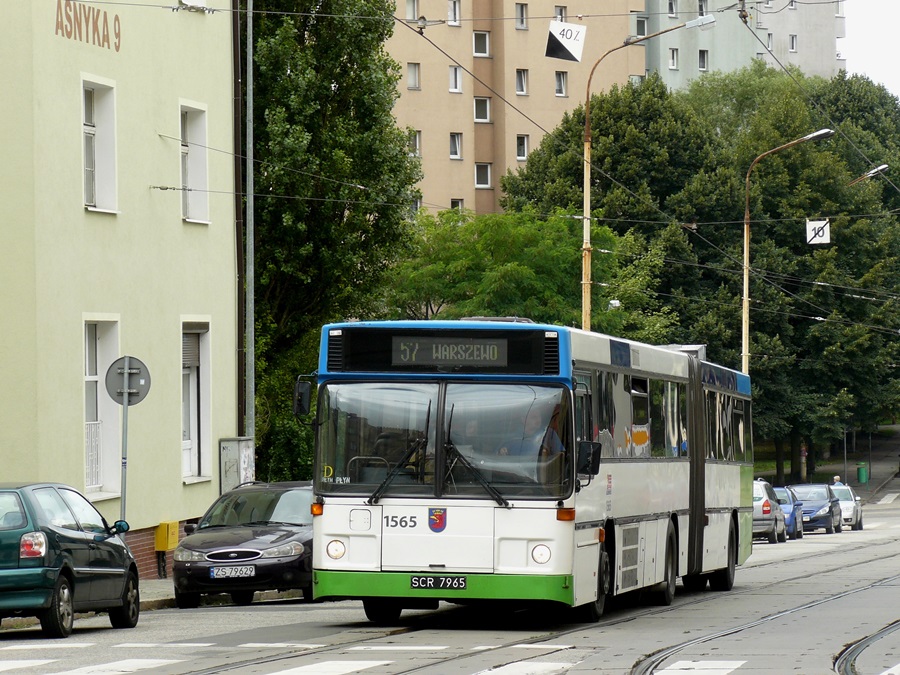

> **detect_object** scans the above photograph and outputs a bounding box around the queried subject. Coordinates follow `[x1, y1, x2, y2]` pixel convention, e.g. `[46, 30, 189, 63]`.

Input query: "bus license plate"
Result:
[210, 566, 255, 579]
[410, 575, 467, 590]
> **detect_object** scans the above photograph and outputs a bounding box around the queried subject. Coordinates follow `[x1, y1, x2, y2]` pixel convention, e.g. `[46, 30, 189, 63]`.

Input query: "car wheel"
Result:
[301, 584, 315, 602]
[797, 522, 804, 539]
[40, 575, 74, 638]
[363, 598, 402, 625]
[709, 521, 736, 592]
[857, 515, 864, 531]
[109, 571, 140, 629]
[825, 519, 834, 534]
[777, 520, 787, 543]
[175, 589, 201, 609]
[231, 591, 255, 606]
[836, 517, 843, 533]
[767, 525, 777, 544]
[575, 542, 610, 622]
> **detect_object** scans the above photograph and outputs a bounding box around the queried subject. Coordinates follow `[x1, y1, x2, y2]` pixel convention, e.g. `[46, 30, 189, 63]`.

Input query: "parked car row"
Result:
[753, 477, 864, 544]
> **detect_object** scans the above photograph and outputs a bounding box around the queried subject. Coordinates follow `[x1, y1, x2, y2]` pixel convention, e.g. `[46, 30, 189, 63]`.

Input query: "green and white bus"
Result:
[295, 319, 752, 623]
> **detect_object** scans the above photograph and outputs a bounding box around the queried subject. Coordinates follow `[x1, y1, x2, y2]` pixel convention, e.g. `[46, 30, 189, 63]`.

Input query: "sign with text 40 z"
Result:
[546, 20, 586, 62]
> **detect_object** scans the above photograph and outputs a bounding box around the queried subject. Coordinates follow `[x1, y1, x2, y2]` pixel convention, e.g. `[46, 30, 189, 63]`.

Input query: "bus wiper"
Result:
[368, 400, 431, 505]
[445, 406, 510, 508]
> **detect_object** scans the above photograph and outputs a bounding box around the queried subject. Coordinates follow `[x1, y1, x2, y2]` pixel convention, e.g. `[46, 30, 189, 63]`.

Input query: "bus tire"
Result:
[363, 598, 402, 625]
[654, 523, 677, 606]
[575, 544, 610, 622]
[709, 521, 736, 592]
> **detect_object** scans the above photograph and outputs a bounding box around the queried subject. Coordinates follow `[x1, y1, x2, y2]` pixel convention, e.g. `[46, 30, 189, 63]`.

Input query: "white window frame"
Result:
[84, 318, 120, 497]
[409, 130, 422, 157]
[406, 0, 418, 21]
[450, 132, 463, 159]
[448, 0, 460, 25]
[474, 97, 491, 122]
[516, 134, 529, 161]
[475, 163, 492, 188]
[407, 62, 421, 89]
[668, 0, 677, 17]
[473, 31, 490, 57]
[669, 48, 679, 69]
[182, 322, 211, 482]
[515, 3, 528, 29]
[698, 0, 706, 16]
[555, 71, 568, 97]
[788, 0, 796, 8]
[82, 77, 116, 212]
[789, 34, 798, 52]
[516, 69, 528, 95]
[449, 66, 463, 93]
[767, 32, 773, 50]
[450, 198, 464, 210]
[554, 5, 567, 21]
[180, 102, 208, 223]
[699, 49, 709, 71]
[636, 16, 648, 37]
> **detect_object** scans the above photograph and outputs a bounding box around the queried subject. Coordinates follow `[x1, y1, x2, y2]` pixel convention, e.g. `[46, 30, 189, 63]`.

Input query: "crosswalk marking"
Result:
[349, 645, 446, 651]
[239, 643, 324, 649]
[53, 659, 183, 674]
[116, 643, 215, 648]
[657, 661, 745, 674]
[878, 493, 899, 504]
[0, 643, 93, 650]
[0, 662, 55, 672]
[474, 664, 574, 674]
[511, 644, 572, 650]
[268, 661, 392, 674]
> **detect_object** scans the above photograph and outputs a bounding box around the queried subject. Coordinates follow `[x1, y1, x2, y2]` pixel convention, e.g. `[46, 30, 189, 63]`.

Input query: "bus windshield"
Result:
[316, 382, 571, 500]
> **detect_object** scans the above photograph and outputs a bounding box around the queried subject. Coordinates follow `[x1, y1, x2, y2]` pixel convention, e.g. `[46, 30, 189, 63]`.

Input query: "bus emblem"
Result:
[429, 508, 447, 532]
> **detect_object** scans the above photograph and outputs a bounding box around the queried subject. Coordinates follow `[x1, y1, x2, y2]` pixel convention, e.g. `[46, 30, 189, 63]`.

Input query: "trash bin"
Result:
[857, 462, 868, 484]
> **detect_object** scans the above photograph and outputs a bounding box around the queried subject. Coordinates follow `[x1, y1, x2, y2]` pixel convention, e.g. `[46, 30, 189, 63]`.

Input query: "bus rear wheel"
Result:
[653, 524, 677, 606]
[363, 598, 402, 625]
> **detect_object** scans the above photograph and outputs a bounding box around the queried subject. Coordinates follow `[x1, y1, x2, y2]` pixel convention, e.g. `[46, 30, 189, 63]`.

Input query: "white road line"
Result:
[269, 661, 392, 674]
[53, 659, 183, 674]
[657, 660, 745, 674]
[879, 664, 900, 675]
[0, 662, 55, 672]
[878, 493, 899, 504]
[511, 644, 573, 649]
[239, 643, 324, 649]
[115, 643, 215, 648]
[0, 643, 93, 650]
[474, 664, 575, 674]
[348, 645, 446, 651]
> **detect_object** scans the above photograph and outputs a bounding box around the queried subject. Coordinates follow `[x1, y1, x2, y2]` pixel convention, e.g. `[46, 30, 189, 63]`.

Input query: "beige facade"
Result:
[1, 0, 240, 544]
[388, 0, 646, 214]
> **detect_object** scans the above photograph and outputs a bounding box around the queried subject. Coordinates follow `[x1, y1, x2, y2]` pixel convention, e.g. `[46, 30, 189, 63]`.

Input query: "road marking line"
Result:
[474, 664, 575, 674]
[0, 662, 56, 672]
[349, 645, 446, 651]
[239, 643, 324, 649]
[0, 643, 93, 650]
[657, 660, 745, 673]
[878, 493, 899, 504]
[53, 659, 183, 674]
[270, 661, 392, 674]
[116, 643, 215, 648]
[511, 644, 573, 649]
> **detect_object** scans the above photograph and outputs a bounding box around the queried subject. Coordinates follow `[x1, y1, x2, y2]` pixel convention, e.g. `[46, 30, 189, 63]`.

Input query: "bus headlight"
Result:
[326, 539, 346, 560]
[531, 544, 551, 564]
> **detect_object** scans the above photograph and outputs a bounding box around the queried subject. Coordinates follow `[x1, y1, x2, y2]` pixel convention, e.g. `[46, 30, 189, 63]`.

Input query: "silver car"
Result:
[752, 478, 786, 543]
[831, 484, 863, 530]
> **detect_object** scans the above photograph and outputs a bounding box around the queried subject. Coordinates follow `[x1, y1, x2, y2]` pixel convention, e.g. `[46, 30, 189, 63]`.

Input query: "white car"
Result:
[831, 484, 863, 530]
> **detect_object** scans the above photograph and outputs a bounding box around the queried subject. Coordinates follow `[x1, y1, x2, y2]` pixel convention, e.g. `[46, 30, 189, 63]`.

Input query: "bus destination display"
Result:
[392, 336, 508, 367]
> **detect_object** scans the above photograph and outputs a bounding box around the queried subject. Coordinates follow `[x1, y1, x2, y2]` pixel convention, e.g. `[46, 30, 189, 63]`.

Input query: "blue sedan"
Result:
[787, 484, 842, 534]
[773, 486, 804, 540]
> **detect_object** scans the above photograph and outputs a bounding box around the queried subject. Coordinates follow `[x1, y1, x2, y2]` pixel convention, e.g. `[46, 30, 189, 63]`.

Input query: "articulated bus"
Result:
[294, 319, 753, 622]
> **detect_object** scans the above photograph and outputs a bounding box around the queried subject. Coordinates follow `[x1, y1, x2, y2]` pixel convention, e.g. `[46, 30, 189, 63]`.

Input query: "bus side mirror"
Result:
[293, 378, 311, 417]
[577, 441, 601, 476]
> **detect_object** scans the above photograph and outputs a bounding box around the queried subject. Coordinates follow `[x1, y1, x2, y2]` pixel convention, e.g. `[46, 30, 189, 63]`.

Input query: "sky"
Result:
[840, 0, 900, 98]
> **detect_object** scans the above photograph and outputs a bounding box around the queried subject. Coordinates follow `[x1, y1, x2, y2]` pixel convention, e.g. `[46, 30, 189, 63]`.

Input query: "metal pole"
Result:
[843, 430, 847, 485]
[120, 356, 130, 521]
[245, 0, 255, 444]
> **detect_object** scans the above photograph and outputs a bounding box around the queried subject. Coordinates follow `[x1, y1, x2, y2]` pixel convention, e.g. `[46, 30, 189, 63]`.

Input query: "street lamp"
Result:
[848, 164, 889, 186]
[581, 14, 715, 331]
[741, 128, 835, 373]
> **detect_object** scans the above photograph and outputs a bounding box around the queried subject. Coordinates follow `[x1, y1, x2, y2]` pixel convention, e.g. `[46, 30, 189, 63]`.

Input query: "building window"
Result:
[554, 5, 567, 21]
[516, 134, 529, 160]
[555, 71, 568, 96]
[515, 3, 528, 29]
[84, 320, 119, 495]
[698, 0, 706, 16]
[636, 16, 648, 37]
[788, 0, 796, 7]
[182, 324, 210, 480]
[474, 97, 491, 122]
[450, 198, 464, 210]
[764, 0, 772, 5]
[668, 0, 677, 17]
[450, 132, 463, 159]
[180, 105, 208, 223]
[629, 74, 645, 86]
[475, 163, 492, 188]
[449, 66, 463, 93]
[789, 34, 797, 52]
[406, 0, 418, 20]
[516, 69, 529, 95]
[409, 130, 422, 157]
[669, 48, 679, 69]
[407, 62, 421, 89]
[473, 31, 490, 56]
[835, 0, 844, 16]
[83, 79, 116, 211]
[699, 49, 709, 71]
[448, 0, 460, 25]
[767, 32, 773, 50]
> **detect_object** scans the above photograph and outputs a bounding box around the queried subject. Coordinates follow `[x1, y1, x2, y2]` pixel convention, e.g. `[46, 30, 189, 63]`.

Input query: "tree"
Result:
[247, 0, 422, 478]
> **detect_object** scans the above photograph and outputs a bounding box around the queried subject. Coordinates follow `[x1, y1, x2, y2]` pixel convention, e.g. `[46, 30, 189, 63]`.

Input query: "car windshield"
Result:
[832, 486, 854, 501]
[316, 382, 572, 500]
[791, 486, 827, 501]
[199, 488, 314, 528]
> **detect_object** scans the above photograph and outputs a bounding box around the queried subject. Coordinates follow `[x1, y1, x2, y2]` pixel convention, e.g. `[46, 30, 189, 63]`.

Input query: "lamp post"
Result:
[741, 128, 834, 373]
[581, 14, 715, 331]
[848, 164, 888, 186]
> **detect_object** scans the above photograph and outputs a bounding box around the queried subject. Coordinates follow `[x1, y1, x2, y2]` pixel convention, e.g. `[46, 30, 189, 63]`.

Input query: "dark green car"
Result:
[0, 482, 140, 637]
